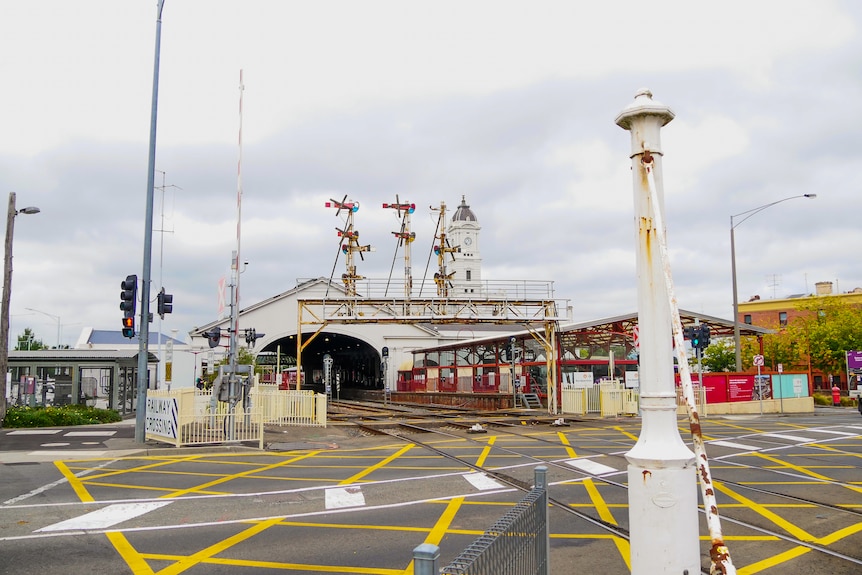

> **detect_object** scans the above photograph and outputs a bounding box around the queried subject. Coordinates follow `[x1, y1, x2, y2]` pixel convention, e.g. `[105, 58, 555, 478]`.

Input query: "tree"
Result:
[794, 297, 862, 377]
[204, 347, 263, 386]
[15, 328, 45, 351]
[701, 338, 736, 372]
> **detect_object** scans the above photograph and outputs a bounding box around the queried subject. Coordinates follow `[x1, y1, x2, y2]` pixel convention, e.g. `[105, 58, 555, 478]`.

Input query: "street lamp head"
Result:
[17, 206, 40, 215]
[803, 194, 817, 199]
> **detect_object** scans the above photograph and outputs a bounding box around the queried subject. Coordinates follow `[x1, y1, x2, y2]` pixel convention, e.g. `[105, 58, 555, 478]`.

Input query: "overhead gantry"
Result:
[295, 295, 568, 411]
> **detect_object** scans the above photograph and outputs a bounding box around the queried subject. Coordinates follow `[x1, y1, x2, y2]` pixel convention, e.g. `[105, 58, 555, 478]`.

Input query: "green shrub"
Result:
[812, 393, 859, 407]
[3, 405, 121, 428]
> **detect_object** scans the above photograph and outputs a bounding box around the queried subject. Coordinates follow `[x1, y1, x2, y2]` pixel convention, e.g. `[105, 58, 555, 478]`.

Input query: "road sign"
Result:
[632, 325, 639, 350]
[777, 363, 783, 373]
[753, 354, 764, 367]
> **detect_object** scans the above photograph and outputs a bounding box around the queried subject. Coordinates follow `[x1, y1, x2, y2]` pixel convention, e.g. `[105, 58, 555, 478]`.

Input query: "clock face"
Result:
[464, 237, 472, 246]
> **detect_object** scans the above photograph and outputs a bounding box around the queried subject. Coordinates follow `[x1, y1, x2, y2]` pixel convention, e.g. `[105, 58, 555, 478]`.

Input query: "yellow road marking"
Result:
[736, 545, 811, 575]
[106, 532, 155, 574]
[142, 553, 405, 574]
[54, 460, 94, 502]
[613, 426, 639, 442]
[152, 516, 285, 574]
[340, 444, 415, 484]
[582, 478, 630, 570]
[162, 451, 321, 499]
[714, 482, 815, 542]
[401, 496, 467, 574]
[474, 436, 496, 467]
[557, 431, 577, 458]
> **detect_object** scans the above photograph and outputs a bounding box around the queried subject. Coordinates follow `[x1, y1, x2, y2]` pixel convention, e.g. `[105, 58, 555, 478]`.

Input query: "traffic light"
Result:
[244, 328, 265, 348]
[698, 325, 711, 348]
[157, 287, 173, 319]
[120, 274, 137, 338]
[206, 327, 221, 348]
[121, 316, 135, 339]
[120, 274, 137, 318]
[690, 327, 701, 349]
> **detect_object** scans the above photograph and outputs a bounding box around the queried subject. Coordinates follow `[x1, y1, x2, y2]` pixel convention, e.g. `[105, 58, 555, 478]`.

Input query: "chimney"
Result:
[815, 281, 833, 296]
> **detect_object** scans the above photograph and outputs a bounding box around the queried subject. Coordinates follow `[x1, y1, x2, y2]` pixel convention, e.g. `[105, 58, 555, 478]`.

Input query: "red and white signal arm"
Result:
[632, 325, 640, 350]
[753, 354, 765, 367]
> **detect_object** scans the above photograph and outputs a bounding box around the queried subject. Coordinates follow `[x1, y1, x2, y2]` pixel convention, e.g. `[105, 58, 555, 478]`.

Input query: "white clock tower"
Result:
[447, 196, 482, 296]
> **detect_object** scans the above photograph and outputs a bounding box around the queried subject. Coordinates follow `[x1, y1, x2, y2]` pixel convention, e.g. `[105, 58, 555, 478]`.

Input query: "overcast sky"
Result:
[1, 0, 859, 348]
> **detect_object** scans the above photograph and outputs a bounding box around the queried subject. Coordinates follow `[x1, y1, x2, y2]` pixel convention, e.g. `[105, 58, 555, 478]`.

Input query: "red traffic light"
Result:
[121, 316, 135, 339]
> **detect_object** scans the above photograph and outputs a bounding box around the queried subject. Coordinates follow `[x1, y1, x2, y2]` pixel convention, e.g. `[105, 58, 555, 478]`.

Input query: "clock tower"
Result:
[447, 196, 482, 296]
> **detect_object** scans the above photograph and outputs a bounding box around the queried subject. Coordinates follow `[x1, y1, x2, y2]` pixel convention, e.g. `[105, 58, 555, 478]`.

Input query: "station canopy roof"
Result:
[415, 309, 771, 353]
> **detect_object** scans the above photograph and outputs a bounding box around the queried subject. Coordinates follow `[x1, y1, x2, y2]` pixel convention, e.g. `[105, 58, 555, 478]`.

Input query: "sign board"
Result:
[562, 371, 594, 389]
[793, 377, 803, 396]
[145, 397, 178, 440]
[165, 339, 173, 362]
[777, 363, 783, 373]
[753, 354, 765, 367]
[847, 350, 862, 371]
[624, 370, 640, 389]
[632, 325, 639, 350]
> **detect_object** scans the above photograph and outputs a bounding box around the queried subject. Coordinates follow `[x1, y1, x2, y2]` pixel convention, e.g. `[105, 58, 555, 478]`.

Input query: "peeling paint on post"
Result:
[615, 89, 700, 575]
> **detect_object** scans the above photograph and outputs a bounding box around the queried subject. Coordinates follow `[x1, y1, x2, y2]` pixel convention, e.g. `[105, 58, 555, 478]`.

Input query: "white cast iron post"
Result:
[615, 89, 700, 575]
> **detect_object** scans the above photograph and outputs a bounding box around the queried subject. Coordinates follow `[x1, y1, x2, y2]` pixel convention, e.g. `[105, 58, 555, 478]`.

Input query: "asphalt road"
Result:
[1, 408, 861, 575]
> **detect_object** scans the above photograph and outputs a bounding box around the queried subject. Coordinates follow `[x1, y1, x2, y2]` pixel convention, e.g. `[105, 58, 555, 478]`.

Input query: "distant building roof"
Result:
[10, 349, 159, 362]
[452, 196, 477, 222]
[81, 329, 185, 347]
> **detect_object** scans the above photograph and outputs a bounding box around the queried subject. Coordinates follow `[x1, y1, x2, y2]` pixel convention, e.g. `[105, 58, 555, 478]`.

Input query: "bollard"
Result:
[413, 543, 439, 575]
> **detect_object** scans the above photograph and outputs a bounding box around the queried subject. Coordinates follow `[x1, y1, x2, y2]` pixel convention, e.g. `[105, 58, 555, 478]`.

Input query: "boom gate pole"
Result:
[615, 89, 700, 575]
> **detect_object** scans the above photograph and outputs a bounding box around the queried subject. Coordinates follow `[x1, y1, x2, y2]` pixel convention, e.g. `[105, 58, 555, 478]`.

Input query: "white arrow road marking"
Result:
[37, 502, 172, 532]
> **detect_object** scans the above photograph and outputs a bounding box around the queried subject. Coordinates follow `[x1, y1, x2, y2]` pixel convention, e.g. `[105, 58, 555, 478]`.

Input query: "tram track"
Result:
[345, 409, 862, 570]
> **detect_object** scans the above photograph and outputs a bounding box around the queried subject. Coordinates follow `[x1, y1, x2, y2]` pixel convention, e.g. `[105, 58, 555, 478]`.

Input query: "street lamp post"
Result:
[731, 194, 817, 371]
[25, 307, 61, 349]
[0, 192, 40, 423]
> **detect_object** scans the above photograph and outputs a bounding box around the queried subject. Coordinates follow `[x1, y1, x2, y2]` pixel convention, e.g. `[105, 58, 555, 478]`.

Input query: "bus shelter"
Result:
[8, 349, 158, 416]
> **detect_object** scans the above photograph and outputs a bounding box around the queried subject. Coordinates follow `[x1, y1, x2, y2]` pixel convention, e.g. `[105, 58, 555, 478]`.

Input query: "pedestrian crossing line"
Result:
[709, 440, 761, 451]
[64, 431, 117, 437]
[566, 457, 618, 476]
[8, 429, 61, 435]
[463, 472, 505, 491]
[325, 486, 365, 509]
[37, 501, 172, 532]
[763, 433, 815, 443]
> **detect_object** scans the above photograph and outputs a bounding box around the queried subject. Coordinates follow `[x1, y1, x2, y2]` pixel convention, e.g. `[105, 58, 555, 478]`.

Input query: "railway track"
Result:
[335, 400, 862, 572]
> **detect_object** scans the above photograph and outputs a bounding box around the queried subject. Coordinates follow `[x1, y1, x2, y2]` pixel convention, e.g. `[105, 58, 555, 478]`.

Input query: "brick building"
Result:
[738, 281, 862, 389]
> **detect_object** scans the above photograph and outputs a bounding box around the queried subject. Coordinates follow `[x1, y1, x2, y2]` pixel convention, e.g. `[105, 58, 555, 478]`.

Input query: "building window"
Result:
[779, 311, 788, 327]
[744, 314, 752, 324]
[466, 270, 472, 281]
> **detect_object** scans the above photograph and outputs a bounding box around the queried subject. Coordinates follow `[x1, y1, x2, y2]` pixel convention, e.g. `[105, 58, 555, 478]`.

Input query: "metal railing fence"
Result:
[413, 466, 550, 575]
[145, 386, 326, 448]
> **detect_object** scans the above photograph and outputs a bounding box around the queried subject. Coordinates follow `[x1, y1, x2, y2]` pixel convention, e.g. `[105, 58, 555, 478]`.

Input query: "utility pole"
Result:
[136, 0, 165, 443]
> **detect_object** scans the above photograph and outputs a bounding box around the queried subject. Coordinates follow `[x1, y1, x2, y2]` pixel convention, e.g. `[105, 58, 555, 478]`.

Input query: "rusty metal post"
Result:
[615, 89, 700, 575]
